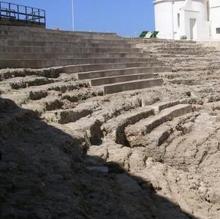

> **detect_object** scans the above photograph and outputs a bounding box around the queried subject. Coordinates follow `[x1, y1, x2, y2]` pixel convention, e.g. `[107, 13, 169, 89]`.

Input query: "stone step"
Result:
[46, 81, 89, 93]
[61, 88, 99, 103]
[135, 40, 197, 45]
[168, 78, 200, 86]
[102, 107, 154, 144]
[156, 50, 209, 55]
[90, 73, 158, 86]
[160, 46, 213, 51]
[77, 66, 169, 80]
[4, 87, 49, 103]
[0, 45, 140, 54]
[43, 107, 93, 124]
[7, 76, 54, 89]
[0, 68, 61, 81]
[0, 51, 147, 60]
[0, 26, 117, 35]
[172, 66, 209, 72]
[157, 50, 210, 55]
[0, 28, 121, 41]
[154, 45, 210, 50]
[0, 34, 131, 43]
[62, 62, 162, 73]
[1, 34, 120, 42]
[22, 96, 64, 114]
[161, 56, 211, 61]
[161, 71, 203, 80]
[125, 104, 192, 147]
[157, 54, 207, 59]
[0, 40, 134, 49]
[0, 57, 155, 69]
[150, 100, 181, 112]
[152, 45, 204, 49]
[103, 78, 163, 94]
[0, 38, 131, 47]
[0, 33, 126, 42]
[61, 97, 142, 145]
[64, 117, 103, 145]
[145, 124, 173, 147]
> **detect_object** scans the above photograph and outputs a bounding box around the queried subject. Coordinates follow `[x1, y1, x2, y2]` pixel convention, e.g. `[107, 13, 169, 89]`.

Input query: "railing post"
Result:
[25, 6, 27, 23]
[17, 5, 19, 20]
[0, 2, 1, 20]
[8, 2, 11, 17]
[44, 10, 46, 27]
[32, 7, 33, 23]
[38, 9, 40, 24]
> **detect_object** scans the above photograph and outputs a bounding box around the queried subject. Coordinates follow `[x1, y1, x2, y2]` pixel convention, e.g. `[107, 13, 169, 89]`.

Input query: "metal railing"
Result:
[0, 1, 46, 27]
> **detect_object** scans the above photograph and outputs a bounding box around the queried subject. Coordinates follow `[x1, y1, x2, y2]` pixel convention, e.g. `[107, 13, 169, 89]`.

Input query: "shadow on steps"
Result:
[0, 97, 197, 219]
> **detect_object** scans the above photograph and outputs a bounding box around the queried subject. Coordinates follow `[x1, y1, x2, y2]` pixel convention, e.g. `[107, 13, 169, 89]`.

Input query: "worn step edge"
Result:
[103, 78, 163, 95]
[78, 67, 169, 80]
[125, 104, 192, 146]
[102, 107, 155, 145]
[90, 73, 158, 86]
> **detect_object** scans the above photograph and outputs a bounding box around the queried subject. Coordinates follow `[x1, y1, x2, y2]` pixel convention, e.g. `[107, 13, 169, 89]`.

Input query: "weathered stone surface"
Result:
[1, 26, 220, 219]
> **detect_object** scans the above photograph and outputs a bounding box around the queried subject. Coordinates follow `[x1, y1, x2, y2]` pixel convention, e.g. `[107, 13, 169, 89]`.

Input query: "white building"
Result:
[154, 0, 220, 41]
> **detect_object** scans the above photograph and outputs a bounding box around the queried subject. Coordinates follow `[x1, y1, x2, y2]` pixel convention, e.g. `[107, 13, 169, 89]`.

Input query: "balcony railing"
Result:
[0, 1, 46, 27]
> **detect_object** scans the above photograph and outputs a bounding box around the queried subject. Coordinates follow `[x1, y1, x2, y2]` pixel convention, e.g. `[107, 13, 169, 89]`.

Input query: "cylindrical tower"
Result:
[209, 0, 220, 40]
[154, 0, 185, 39]
[154, 0, 210, 40]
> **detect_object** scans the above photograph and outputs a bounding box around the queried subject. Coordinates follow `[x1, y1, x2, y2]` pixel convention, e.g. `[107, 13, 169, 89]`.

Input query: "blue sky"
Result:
[7, 0, 155, 36]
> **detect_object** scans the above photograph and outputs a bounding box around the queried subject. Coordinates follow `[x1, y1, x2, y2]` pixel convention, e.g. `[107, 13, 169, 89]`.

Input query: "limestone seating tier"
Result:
[0, 26, 119, 40]
[0, 27, 116, 35]
[135, 39, 220, 79]
[0, 38, 136, 47]
[90, 73, 159, 86]
[103, 78, 163, 94]
[0, 57, 159, 69]
[0, 31, 116, 37]
[0, 27, 157, 70]
[102, 107, 155, 144]
[61, 62, 163, 73]
[101, 100, 189, 145]
[0, 52, 148, 60]
[0, 42, 146, 60]
[125, 104, 193, 147]
[0, 32, 129, 42]
[77, 66, 170, 80]
[0, 26, 167, 94]
[0, 46, 140, 54]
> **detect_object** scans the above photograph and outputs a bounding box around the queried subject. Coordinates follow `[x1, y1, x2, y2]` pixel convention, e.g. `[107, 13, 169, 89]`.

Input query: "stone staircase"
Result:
[2, 26, 220, 219]
[1, 26, 220, 94]
[134, 38, 220, 86]
[135, 39, 220, 68]
[0, 26, 168, 94]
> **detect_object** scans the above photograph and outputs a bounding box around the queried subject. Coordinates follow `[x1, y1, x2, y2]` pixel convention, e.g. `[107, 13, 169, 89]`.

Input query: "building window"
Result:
[216, 28, 220, 34]
[177, 13, 180, 27]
